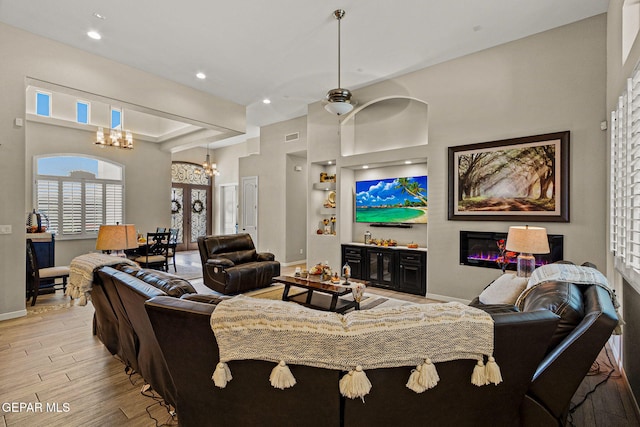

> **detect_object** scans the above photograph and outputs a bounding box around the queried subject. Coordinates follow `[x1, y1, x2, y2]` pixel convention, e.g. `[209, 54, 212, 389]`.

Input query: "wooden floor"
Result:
[0, 253, 638, 426]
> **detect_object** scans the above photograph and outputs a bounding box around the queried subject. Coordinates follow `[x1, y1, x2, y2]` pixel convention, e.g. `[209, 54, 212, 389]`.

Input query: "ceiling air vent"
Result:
[285, 132, 299, 143]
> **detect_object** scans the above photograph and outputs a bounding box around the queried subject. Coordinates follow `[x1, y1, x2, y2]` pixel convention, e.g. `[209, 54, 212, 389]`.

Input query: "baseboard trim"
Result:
[617, 361, 640, 423]
[0, 308, 27, 321]
[281, 260, 306, 267]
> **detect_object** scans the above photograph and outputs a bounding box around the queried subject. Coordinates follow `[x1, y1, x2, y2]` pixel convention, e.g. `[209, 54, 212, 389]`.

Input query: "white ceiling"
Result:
[0, 0, 609, 147]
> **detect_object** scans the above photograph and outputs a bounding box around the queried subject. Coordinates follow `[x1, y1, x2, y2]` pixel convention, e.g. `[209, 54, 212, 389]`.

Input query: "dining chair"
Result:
[134, 232, 170, 271]
[26, 238, 70, 306]
[168, 228, 179, 272]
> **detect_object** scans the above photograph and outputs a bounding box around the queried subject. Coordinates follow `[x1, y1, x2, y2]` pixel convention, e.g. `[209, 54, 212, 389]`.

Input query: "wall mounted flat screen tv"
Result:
[355, 176, 428, 224]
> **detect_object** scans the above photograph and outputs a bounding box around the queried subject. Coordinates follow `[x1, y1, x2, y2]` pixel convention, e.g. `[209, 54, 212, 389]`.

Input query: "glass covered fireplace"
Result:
[460, 230, 564, 271]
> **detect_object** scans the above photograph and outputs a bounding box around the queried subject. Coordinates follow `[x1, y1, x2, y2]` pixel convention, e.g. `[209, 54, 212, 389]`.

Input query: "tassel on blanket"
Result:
[471, 360, 487, 386]
[485, 356, 502, 385]
[270, 360, 297, 390]
[406, 358, 439, 393]
[212, 362, 233, 388]
[339, 365, 371, 400]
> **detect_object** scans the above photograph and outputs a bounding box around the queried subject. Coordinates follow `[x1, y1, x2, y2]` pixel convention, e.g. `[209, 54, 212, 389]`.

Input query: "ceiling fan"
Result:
[324, 9, 355, 116]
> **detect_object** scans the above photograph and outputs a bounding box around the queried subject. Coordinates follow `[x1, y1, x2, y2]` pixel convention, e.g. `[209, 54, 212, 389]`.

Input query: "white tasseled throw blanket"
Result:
[66, 253, 138, 306]
[210, 295, 501, 398]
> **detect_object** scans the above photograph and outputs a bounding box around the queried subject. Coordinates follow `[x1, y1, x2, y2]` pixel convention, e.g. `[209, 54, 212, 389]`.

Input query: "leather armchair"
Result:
[197, 233, 280, 294]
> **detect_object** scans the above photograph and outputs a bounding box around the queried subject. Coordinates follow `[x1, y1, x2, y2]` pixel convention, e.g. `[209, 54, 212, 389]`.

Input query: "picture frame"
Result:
[448, 131, 569, 222]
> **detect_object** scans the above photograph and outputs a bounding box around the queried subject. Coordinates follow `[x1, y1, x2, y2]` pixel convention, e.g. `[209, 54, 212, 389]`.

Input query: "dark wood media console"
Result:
[341, 243, 427, 296]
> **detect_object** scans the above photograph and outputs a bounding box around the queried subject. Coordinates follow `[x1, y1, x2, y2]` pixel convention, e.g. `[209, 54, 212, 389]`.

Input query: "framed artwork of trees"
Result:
[448, 131, 569, 222]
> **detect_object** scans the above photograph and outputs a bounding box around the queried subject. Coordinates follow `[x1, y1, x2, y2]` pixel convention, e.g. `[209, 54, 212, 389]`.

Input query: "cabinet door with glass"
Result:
[366, 248, 396, 289]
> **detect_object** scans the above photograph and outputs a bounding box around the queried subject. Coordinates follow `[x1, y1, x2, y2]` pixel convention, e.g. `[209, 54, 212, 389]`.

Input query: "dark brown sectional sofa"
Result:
[90, 264, 618, 426]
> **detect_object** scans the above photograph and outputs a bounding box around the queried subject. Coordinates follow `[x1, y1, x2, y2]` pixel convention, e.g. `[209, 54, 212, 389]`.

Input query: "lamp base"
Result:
[516, 253, 536, 278]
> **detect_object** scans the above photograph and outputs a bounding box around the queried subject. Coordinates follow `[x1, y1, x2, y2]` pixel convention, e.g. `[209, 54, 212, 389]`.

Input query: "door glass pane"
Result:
[171, 188, 184, 244]
[191, 189, 207, 242]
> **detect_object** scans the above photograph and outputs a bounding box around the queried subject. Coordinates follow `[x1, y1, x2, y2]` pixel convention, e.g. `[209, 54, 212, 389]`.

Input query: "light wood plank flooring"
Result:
[0, 253, 637, 426]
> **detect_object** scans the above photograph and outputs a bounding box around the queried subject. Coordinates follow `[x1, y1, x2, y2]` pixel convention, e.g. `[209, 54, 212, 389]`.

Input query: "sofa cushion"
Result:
[479, 274, 528, 305]
[521, 281, 584, 351]
[116, 264, 196, 297]
[222, 249, 257, 264]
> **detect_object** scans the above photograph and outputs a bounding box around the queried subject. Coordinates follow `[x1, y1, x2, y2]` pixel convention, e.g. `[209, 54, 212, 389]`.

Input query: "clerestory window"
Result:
[34, 155, 125, 239]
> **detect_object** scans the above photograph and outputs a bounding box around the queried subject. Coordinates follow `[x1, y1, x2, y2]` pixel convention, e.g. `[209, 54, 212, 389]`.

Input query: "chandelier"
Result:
[199, 147, 219, 177]
[95, 108, 133, 149]
[325, 9, 354, 116]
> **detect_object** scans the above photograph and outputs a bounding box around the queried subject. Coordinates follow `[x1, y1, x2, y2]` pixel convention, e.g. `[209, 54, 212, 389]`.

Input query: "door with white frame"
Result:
[241, 176, 258, 246]
[220, 184, 238, 235]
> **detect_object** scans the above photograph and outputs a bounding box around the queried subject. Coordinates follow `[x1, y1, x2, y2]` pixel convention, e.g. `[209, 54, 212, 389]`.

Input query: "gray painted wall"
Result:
[339, 14, 607, 300]
[0, 22, 244, 319]
[238, 116, 307, 259]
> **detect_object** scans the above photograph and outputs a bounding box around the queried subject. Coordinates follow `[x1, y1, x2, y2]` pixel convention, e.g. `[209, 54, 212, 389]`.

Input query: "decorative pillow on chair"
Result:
[479, 274, 528, 305]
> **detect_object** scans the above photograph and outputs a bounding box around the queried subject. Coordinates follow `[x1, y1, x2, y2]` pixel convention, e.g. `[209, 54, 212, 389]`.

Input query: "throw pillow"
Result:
[479, 274, 528, 305]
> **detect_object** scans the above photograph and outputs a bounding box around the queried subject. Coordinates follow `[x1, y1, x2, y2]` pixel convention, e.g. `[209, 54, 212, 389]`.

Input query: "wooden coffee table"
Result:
[273, 275, 368, 313]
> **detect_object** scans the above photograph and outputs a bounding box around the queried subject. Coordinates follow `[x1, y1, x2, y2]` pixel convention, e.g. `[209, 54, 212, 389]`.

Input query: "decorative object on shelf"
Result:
[192, 199, 204, 214]
[495, 239, 516, 274]
[26, 209, 49, 233]
[505, 225, 550, 278]
[370, 238, 397, 247]
[95, 107, 133, 149]
[364, 230, 372, 245]
[323, 218, 332, 235]
[320, 172, 336, 183]
[330, 215, 336, 234]
[316, 228, 324, 235]
[342, 262, 351, 284]
[350, 282, 365, 303]
[407, 242, 419, 249]
[324, 9, 354, 116]
[448, 131, 569, 222]
[309, 263, 324, 275]
[95, 224, 138, 257]
[171, 198, 182, 214]
[324, 191, 336, 208]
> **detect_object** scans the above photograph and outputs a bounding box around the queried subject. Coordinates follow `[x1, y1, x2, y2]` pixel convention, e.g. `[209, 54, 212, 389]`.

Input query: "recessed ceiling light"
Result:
[93, 12, 106, 20]
[262, 99, 271, 104]
[362, 165, 369, 169]
[405, 160, 412, 164]
[87, 30, 102, 40]
[196, 72, 206, 80]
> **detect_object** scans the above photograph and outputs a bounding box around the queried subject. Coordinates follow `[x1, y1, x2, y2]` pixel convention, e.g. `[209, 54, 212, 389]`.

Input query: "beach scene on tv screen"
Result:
[355, 176, 428, 223]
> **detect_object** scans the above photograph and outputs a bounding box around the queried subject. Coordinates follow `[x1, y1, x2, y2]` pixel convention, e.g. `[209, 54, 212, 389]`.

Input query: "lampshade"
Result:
[505, 225, 550, 254]
[96, 224, 138, 251]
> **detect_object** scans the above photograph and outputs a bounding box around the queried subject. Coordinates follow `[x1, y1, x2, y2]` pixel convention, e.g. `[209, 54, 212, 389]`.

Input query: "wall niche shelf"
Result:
[313, 182, 336, 191]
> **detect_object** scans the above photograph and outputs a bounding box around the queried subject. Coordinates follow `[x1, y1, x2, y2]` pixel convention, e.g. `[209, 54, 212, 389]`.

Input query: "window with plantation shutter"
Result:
[34, 155, 124, 239]
[610, 67, 640, 272]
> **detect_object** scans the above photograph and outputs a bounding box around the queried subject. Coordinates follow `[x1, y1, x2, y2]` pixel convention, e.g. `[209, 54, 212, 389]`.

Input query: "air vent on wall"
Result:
[285, 132, 299, 142]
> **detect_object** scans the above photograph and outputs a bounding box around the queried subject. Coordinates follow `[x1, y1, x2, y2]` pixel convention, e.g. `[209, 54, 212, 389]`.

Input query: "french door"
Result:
[171, 184, 211, 251]
[171, 162, 212, 252]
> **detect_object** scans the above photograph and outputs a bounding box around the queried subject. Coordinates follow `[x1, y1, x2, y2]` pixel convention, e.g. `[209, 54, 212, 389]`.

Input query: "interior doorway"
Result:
[171, 162, 212, 251]
[240, 176, 258, 245]
[220, 184, 238, 235]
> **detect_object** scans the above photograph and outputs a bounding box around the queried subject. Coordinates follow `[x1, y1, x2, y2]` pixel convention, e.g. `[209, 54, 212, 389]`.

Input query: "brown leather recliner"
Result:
[197, 233, 280, 294]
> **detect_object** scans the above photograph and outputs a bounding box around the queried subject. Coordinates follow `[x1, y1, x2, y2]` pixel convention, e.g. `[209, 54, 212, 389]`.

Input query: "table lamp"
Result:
[96, 224, 138, 257]
[505, 225, 550, 277]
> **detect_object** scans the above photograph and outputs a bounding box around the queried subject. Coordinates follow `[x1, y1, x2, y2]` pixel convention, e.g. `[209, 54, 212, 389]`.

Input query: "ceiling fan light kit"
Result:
[325, 9, 354, 116]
